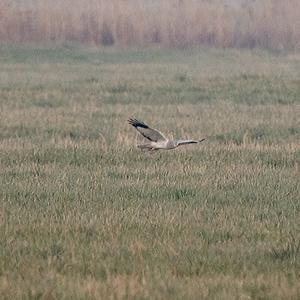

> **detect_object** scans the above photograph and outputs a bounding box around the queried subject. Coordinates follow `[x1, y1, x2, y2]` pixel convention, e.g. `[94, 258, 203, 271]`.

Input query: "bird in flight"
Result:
[128, 118, 205, 152]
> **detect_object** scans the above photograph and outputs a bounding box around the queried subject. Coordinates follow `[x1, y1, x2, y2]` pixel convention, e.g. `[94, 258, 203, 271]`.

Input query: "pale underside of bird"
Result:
[128, 118, 205, 152]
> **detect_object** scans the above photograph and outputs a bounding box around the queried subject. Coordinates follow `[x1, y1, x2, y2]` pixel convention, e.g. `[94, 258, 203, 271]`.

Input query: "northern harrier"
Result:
[128, 118, 205, 151]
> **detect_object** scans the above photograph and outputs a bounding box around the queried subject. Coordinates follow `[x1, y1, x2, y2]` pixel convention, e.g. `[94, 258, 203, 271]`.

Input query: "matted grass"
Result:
[0, 45, 300, 299]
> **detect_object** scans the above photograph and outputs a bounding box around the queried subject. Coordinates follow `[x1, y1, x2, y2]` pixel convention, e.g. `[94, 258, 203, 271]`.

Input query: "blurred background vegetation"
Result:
[1, 0, 300, 50]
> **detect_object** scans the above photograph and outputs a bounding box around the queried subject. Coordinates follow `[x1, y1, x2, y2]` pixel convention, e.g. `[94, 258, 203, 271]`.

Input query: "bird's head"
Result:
[174, 140, 179, 147]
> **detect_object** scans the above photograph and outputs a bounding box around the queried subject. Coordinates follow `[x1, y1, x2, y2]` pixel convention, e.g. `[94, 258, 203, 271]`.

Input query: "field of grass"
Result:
[0, 44, 300, 299]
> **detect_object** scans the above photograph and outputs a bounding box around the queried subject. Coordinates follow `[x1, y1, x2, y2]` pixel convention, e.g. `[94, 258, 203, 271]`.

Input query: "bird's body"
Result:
[128, 118, 205, 152]
[138, 140, 176, 150]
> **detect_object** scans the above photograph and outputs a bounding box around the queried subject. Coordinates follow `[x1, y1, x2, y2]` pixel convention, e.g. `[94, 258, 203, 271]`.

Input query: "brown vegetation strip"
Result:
[1, 0, 300, 49]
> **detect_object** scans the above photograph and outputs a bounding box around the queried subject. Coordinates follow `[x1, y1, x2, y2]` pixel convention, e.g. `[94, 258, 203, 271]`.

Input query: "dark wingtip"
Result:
[127, 118, 134, 125]
[128, 118, 149, 128]
[198, 138, 206, 143]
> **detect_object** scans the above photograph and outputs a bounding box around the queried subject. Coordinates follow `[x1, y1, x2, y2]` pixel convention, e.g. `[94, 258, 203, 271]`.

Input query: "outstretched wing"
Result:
[128, 118, 167, 142]
[177, 138, 205, 146]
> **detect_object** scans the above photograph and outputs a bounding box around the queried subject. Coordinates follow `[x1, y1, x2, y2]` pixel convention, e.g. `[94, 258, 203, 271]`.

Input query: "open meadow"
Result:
[0, 44, 300, 299]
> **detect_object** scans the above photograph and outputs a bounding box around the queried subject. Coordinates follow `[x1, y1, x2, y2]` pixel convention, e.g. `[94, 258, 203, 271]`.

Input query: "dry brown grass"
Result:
[1, 0, 300, 49]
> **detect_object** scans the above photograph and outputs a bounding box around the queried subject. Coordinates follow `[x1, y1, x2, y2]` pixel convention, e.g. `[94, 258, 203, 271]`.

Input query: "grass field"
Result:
[0, 44, 300, 299]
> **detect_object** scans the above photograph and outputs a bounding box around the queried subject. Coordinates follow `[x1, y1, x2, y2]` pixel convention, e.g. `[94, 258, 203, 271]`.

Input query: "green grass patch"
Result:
[0, 45, 300, 299]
